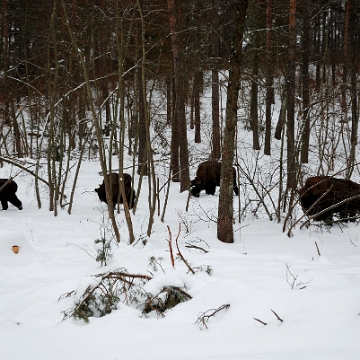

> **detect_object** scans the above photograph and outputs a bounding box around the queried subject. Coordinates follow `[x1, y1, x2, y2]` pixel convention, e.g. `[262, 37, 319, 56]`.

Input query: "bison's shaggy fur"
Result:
[95, 173, 136, 210]
[190, 160, 239, 197]
[299, 176, 360, 222]
[0, 179, 23, 210]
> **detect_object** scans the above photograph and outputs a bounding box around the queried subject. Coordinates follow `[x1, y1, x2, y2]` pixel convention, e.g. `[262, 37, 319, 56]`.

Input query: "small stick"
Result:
[196, 304, 230, 330]
[271, 309, 283, 322]
[253, 318, 267, 325]
[166, 225, 175, 268]
[315, 241, 321, 256]
[175, 224, 195, 274]
[184, 243, 209, 253]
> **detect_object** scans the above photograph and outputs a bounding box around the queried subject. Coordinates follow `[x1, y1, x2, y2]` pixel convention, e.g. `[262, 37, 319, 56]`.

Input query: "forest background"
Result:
[0, 0, 360, 241]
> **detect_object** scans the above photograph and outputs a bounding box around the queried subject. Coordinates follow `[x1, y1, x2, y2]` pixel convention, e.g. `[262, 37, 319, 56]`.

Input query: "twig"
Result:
[287, 184, 333, 236]
[271, 309, 283, 322]
[300, 192, 360, 229]
[58, 290, 75, 301]
[0, 156, 49, 186]
[184, 242, 209, 253]
[166, 225, 175, 268]
[315, 241, 321, 256]
[175, 224, 195, 274]
[253, 317, 267, 325]
[196, 304, 230, 330]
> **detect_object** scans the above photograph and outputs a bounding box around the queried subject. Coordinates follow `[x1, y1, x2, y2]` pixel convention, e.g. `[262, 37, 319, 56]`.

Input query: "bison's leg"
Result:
[205, 183, 216, 195]
[233, 184, 239, 196]
[8, 194, 22, 210]
[1, 199, 8, 210]
[112, 194, 121, 208]
[232, 171, 239, 196]
[126, 189, 136, 209]
[191, 186, 202, 197]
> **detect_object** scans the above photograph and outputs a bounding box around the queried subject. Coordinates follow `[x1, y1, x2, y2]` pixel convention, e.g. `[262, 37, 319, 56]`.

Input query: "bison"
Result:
[190, 160, 239, 197]
[299, 176, 360, 222]
[0, 179, 23, 210]
[95, 172, 136, 210]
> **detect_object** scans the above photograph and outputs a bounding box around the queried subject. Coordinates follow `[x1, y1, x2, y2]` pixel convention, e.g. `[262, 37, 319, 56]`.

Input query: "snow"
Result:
[1, 156, 360, 360]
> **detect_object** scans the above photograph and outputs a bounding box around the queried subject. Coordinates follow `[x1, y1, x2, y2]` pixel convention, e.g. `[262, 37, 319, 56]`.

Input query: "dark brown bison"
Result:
[95, 173, 136, 210]
[190, 160, 239, 197]
[0, 179, 23, 210]
[299, 176, 360, 222]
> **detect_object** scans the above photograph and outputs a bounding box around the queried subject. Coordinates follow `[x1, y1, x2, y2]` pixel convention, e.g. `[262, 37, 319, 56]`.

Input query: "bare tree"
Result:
[211, 0, 221, 160]
[167, 0, 189, 193]
[264, 0, 273, 156]
[286, 0, 297, 190]
[300, 0, 310, 164]
[217, 0, 249, 243]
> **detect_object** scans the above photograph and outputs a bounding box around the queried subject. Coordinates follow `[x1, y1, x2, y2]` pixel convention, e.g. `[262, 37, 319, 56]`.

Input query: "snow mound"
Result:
[0, 229, 34, 256]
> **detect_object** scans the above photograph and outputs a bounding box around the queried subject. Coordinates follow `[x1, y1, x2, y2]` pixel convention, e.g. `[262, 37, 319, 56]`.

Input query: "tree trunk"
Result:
[250, 51, 260, 151]
[347, 1, 357, 178]
[194, 70, 202, 144]
[342, 2, 351, 112]
[167, 0, 189, 192]
[264, 0, 273, 155]
[286, 0, 297, 190]
[211, 0, 221, 160]
[300, 0, 310, 163]
[136, 6, 148, 176]
[217, 0, 249, 243]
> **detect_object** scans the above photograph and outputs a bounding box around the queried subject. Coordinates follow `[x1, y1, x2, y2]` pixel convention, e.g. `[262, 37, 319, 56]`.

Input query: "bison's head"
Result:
[190, 176, 203, 197]
[190, 177, 202, 187]
[95, 186, 107, 204]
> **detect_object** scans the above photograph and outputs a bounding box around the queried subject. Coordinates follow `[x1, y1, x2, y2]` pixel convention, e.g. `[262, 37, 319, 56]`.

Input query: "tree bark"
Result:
[347, 1, 357, 178]
[194, 70, 202, 144]
[300, 0, 310, 163]
[217, 0, 249, 243]
[167, 0, 189, 192]
[264, 0, 273, 155]
[211, 0, 221, 160]
[250, 50, 260, 151]
[342, 2, 351, 112]
[286, 0, 297, 190]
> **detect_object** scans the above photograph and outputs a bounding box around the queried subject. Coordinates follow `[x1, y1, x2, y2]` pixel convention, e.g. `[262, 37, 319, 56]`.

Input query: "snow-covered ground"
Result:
[1, 155, 360, 360]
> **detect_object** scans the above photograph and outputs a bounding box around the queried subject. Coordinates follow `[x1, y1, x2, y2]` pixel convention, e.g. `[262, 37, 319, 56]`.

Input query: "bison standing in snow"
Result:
[299, 176, 360, 222]
[190, 160, 239, 197]
[95, 172, 136, 210]
[0, 179, 23, 210]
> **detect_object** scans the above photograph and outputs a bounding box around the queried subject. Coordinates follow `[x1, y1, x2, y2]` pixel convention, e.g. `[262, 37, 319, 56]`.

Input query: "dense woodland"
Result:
[0, 0, 359, 242]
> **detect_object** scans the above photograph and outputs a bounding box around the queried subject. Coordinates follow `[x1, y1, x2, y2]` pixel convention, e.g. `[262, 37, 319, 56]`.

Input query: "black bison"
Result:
[190, 160, 239, 197]
[95, 172, 136, 210]
[299, 175, 360, 222]
[0, 179, 23, 210]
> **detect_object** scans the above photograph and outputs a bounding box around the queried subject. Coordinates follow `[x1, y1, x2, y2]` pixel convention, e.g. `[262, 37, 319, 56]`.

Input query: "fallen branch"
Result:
[175, 224, 195, 274]
[166, 225, 175, 268]
[253, 317, 267, 325]
[143, 285, 192, 315]
[184, 242, 209, 253]
[287, 185, 333, 237]
[0, 156, 49, 186]
[196, 304, 230, 330]
[271, 309, 283, 323]
[300, 192, 360, 229]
